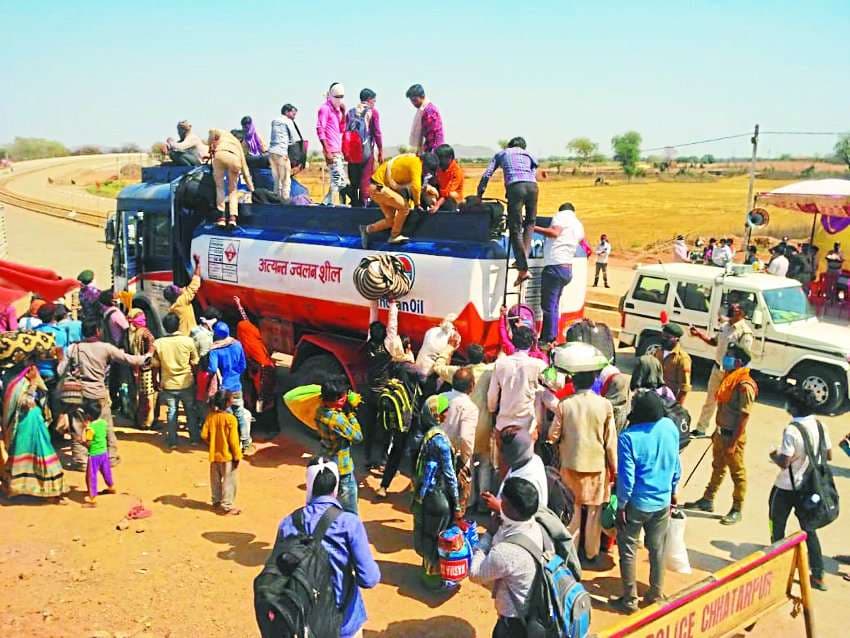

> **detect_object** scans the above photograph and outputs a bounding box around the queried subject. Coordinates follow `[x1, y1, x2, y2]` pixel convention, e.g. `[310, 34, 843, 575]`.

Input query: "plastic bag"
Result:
[664, 508, 691, 574]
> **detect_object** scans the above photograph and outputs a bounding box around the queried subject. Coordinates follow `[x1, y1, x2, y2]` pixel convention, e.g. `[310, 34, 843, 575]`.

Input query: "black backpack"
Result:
[545, 465, 575, 527]
[254, 506, 346, 638]
[175, 170, 216, 213]
[662, 398, 692, 451]
[790, 421, 840, 530]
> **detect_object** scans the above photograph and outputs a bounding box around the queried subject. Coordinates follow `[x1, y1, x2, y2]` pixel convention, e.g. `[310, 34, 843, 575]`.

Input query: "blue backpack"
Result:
[507, 533, 592, 638]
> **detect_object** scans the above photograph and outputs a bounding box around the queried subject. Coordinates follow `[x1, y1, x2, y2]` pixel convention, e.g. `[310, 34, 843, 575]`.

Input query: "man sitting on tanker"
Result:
[358, 153, 439, 248]
[166, 120, 209, 166]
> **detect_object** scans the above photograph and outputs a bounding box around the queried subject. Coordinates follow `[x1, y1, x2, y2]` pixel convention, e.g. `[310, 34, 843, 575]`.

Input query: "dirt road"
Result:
[2, 178, 849, 638]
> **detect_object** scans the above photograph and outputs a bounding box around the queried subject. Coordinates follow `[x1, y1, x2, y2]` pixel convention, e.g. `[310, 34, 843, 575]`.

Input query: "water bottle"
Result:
[419, 460, 437, 500]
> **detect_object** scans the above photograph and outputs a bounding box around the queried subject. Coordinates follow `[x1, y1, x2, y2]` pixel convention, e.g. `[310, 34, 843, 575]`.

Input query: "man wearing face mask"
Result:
[317, 82, 349, 206]
[684, 344, 757, 525]
[689, 303, 753, 438]
[655, 323, 692, 405]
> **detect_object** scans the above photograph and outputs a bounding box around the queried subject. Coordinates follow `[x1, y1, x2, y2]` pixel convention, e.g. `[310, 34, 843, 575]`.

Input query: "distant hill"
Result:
[384, 144, 495, 159]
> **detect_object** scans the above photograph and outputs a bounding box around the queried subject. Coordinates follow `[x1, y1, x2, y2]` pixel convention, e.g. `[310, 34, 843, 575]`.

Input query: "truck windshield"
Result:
[763, 286, 814, 323]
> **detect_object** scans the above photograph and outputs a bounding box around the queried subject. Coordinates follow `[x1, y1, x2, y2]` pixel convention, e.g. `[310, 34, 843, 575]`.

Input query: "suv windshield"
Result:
[763, 286, 814, 323]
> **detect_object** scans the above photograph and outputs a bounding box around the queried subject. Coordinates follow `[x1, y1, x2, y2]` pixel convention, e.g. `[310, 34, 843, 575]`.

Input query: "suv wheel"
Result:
[636, 333, 664, 358]
[790, 364, 846, 414]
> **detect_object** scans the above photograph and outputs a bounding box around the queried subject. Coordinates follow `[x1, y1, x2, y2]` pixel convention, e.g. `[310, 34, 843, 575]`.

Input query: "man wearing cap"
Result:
[208, 321, 251, 453]
[655, 323, 692, 405]
[685, 344, 757, 525]
[164, 255, 202, 336]
[672, 235, 691, 263]
[610, 391, 681, 612]
[152, 312, 200, 448]
[546, 345, 616, 562]
[689, 303, 753, 437]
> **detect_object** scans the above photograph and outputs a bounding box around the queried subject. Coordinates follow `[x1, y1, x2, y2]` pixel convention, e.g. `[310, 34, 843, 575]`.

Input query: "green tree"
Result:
[566, 137, 598, 166]
[5, 137, 70, 161]
[700, 154, 716, 164]
[497, 138, 509, 150]
[73, 145, 103, 156]
[611, 131, 642, 178]
[835, 133, 850, 170]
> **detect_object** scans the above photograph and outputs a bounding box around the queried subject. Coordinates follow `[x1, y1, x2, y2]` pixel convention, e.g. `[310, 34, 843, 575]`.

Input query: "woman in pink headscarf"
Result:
[127, 309, 157, 428]
[240, 116, 269, 168]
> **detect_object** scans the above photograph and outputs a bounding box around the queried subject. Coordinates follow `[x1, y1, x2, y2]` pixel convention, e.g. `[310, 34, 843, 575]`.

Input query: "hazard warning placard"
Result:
[208, 238, 239, 283]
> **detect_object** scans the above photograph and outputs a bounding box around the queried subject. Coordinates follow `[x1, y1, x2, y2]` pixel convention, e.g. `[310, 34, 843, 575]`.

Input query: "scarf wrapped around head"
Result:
[128, 308, 147, 329]
[236, 320, 272, 367]
[243, 120, 264, 156]
[306, 457, 340, 503]
[630, 355, 665, 391]
[715, 367, 758, 404]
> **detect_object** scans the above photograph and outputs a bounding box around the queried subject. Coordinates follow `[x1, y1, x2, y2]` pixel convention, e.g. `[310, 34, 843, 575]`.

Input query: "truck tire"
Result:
[636, 332, 663, 358]
[292, 353, 345, 387]
[789, 363, 846, 414]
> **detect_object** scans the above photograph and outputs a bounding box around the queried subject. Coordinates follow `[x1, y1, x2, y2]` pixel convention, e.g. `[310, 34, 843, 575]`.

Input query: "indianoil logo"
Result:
[393, 253, 416, 288]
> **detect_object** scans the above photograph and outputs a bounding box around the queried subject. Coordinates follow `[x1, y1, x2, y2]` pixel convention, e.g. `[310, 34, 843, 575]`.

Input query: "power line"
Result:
[761, 130, 844, 136]
[643, 129, 843, 153]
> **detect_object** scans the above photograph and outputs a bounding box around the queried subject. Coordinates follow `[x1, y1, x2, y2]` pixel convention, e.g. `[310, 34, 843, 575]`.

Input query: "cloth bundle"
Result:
[352, 255, 412, 301]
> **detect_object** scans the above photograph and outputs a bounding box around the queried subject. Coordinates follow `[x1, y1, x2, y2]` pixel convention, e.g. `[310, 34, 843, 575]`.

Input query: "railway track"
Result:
[0, 188, 106, 227]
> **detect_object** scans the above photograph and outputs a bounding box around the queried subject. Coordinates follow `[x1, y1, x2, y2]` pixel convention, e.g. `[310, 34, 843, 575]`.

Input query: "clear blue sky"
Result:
[1, 1, 847, 158]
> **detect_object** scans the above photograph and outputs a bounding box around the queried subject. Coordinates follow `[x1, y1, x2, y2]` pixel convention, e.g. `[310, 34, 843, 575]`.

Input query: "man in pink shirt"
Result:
[316, 82, 349, 206]
[406, 84, 445, 155]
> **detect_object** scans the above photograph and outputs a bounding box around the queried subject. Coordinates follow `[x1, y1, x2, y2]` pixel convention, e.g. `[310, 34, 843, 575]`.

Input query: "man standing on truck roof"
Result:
[166, 120, 209, 166]
[207, 128, 254, 228]
[689, 302, 753, 438]
[406, 84, 444, 155]
[684, 344, 757, 526]
[268, 104, 300, 201]
[163, 255, 201, 336]
[533, 202, 585, 345]
[655, 323, 692, 405]
[477, 137, 539, 287]
[358, 153, 438, 247]
[317, 82, 349, 206]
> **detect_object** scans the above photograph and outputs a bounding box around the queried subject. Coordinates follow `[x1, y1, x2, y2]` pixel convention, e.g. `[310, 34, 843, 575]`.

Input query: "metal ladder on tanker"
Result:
[501, 239, 543, 312]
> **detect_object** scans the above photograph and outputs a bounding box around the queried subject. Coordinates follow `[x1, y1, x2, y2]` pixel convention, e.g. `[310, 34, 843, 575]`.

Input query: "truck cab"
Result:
[620, 262, 850, 412]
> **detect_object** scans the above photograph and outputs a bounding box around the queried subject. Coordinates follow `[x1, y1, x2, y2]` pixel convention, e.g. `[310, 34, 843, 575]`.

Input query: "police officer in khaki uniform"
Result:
[655, 323, 692, 404]
[689, 303, 753, 437]
[685, 344, 757, 525]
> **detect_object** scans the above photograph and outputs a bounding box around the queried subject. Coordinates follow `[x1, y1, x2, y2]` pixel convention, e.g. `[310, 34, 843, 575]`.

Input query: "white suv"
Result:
[619, 263, 850, 413]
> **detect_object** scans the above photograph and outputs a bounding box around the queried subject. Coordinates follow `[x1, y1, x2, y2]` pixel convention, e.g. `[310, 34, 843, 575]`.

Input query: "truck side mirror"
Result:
[105, 215, 116, 246]
[751, 308, 764, 328]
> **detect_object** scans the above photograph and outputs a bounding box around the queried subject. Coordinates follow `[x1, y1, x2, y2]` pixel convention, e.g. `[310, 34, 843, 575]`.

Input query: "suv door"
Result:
[624, 274, 671, 348]
[671, 279, 715, 360]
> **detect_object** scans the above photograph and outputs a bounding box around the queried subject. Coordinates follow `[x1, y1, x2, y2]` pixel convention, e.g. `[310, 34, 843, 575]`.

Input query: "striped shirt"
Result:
[477, 147, 538, 195]
[316, 406, 363, 475]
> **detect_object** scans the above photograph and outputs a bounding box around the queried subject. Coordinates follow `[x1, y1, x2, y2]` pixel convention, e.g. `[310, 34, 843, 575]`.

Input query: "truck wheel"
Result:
[790, 364, 846, 414]
[292, 353, 345, 386]
[636, 332, 663, 358]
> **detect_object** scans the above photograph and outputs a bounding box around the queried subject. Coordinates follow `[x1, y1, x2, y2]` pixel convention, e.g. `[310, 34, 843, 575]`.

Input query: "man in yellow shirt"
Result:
[359, 153, 438, 248]
[152, 312, 201, 448]
[164, 254, 202, 335]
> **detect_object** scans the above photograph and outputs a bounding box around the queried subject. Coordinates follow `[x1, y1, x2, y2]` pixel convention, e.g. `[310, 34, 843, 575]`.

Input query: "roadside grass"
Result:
[86, 179, 133, 198]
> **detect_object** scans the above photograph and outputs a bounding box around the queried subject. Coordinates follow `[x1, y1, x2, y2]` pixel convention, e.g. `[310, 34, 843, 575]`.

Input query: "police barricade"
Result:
[595, 532, 814, 638]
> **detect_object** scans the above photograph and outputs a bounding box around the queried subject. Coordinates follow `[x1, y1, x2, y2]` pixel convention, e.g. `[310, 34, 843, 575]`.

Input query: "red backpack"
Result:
[342, 107, 371, 164]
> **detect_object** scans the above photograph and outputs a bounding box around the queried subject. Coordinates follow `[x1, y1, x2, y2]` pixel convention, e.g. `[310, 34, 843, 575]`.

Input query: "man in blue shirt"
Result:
[208, 322, 251, 453]
[611, 391, 681, 613]
[278, 458, 380, 638]
[55, 304, 83, 344]
[34, 303, 68, 381]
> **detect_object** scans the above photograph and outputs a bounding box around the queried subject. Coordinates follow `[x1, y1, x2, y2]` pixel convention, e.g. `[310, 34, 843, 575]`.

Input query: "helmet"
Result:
[552, 342, 608, 374]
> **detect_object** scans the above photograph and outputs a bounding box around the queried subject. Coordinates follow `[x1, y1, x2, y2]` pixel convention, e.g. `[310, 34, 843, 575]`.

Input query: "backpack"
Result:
[566, 319, 615, 363]
[379, 378, 420, 434]
[342, 107, 371, 164]
[789, 421, 840, 530]
[662, 398, 692, 451]
[544, 466, 575, 528]
[253, 506, 347, 638]
[506, 533, 592, 638]
[175, 169, 216, 213]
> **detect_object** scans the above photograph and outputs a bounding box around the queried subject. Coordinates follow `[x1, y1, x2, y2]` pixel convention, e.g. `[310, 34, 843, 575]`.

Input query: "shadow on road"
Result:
[201, 530, 271, 567]
[364, 615, 476, 638]
[375, 559, 459, 609]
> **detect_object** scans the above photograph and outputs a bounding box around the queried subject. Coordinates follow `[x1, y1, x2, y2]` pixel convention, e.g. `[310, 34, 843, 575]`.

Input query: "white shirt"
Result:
[440, 390, 479, 465]
[595, 240, 611, 264]
[774, 415, 832, 491]
[673, 240, 690, 263]
[498, 454, 549, 507]
[767, 255, 789, 277]
[712, 245, 732, 267]
[487, 351, 547, 432]
[543, 209, 585, 266]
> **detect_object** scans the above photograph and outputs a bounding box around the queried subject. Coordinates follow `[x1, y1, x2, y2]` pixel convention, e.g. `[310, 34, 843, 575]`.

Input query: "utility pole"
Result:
[743, 124, 759, 248]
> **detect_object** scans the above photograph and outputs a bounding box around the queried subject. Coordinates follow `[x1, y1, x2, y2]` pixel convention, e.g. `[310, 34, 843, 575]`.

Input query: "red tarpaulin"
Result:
[0, 259, 80, 308]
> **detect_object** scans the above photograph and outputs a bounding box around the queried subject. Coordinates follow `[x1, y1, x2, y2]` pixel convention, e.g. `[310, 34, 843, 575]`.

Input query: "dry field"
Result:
[298, 170, 812, 255]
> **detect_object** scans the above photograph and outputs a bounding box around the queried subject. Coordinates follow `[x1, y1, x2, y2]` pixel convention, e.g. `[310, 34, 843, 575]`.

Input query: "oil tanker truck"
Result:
[109, 165, 588, 391]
